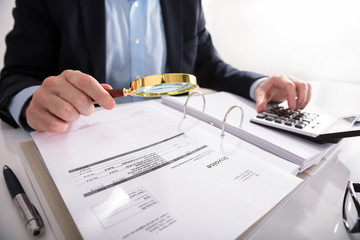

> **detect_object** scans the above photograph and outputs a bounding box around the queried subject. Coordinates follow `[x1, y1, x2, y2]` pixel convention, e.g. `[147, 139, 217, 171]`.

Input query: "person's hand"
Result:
[25, 70, 115, 133]
[254, 74, 312, 113]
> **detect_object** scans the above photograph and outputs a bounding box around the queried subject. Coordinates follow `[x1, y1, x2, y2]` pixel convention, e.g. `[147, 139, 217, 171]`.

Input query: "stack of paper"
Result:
[31, 100, 302, 240]
[162, 92, 338, 171]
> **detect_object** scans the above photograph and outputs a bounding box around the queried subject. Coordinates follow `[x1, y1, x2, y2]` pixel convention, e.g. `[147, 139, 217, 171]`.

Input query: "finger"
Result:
[289, 78, 312, 109]
[255, 91, 268, 113]
[294, 81, 307, 110]
[283, 80, 297, 110]
[304, 83, 312, 107]
[42, 73, 95, 116]
[59, 89, 95, 116]
[93, 84, 114, 105]
[26, 102, 69, 133]
[101, 83, 113, 91]
[300, 82, 312, 109]
[63, 70, 115, 110]
[33, 82, 83, 121]
[46, 95, 81, 122]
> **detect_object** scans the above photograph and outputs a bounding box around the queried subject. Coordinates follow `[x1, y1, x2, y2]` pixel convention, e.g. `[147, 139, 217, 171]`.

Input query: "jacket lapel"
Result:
[79, 0, 106, 83]
[160, 0, 183, 72]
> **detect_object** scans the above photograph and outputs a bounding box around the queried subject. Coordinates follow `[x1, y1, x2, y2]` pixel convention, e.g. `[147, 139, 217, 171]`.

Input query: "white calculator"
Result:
[250, 106, 360, 143]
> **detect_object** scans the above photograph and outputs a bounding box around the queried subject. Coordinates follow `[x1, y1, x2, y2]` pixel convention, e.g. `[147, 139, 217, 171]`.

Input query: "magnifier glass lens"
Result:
[135, 83, 194, 95]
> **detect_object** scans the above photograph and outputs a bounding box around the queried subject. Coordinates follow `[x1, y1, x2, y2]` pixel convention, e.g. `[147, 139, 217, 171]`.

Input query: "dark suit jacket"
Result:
[0, 0, 264, 128]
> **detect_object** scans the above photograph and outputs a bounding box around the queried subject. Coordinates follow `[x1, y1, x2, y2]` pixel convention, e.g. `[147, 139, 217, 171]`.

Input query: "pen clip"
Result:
[28, 203, 45, 236]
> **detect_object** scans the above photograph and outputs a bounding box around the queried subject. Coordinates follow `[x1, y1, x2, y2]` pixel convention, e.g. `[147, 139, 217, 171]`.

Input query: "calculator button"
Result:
[264, 112, 279, 118]
[265, 116, 275, 121]
[295, 123, 306, 129]
[275, 118, 285, 123]
[303, 117, 314, 122]
[285, 121, 295, 126]
[256, 114, 266, 119]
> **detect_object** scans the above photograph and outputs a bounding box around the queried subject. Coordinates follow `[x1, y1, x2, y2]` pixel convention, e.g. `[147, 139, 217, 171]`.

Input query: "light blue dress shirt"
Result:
[8, 0, 263, 129]
[105, 0, 167, 104]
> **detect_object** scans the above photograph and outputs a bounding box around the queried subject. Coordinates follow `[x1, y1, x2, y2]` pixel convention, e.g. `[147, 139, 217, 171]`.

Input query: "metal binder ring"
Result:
[183, 91, 206, 118]
[221, 105, 244, 137]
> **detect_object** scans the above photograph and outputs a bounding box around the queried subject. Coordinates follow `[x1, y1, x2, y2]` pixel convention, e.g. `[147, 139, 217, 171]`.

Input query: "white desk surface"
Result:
[1, 81, 360, 240]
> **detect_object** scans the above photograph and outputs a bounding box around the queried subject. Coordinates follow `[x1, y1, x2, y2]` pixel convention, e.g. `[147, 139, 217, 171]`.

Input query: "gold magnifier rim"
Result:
[126, 73, 197, 97]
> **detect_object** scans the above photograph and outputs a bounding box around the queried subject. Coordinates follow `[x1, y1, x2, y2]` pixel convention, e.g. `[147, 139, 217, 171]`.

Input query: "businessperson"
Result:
[0, 0, 311, 133]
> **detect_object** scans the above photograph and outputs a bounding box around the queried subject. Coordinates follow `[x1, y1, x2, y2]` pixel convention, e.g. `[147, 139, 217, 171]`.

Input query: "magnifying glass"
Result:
[106, 73, 197, 98]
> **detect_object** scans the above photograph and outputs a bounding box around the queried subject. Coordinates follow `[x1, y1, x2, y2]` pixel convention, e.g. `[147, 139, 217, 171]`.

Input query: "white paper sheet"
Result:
[31, 100, 301, 240]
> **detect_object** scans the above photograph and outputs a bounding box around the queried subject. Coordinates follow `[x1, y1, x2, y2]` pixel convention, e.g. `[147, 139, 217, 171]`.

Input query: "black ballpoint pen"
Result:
[3, 165, 44, 236]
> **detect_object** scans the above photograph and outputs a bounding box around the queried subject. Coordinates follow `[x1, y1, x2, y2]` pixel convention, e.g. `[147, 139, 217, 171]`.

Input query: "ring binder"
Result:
[162, 91, 340, 172]
[221, 105, 244, 136]
[183, 91, 206, 118]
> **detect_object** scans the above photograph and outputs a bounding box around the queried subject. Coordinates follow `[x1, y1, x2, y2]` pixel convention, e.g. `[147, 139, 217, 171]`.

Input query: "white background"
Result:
[1, 0, 360, 83]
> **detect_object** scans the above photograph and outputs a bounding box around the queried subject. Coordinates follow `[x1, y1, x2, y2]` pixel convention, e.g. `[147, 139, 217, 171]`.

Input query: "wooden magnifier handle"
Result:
[106, 89, 126, 98]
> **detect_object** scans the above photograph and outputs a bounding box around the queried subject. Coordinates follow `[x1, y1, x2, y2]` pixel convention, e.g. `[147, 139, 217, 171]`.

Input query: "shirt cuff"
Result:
[249, 77, 268, 101]
[8, 86, 40, 130]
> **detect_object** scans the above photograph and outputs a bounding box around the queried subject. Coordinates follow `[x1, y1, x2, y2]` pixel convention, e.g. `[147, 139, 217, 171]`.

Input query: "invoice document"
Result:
[31, 100, 302, 240]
